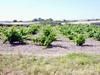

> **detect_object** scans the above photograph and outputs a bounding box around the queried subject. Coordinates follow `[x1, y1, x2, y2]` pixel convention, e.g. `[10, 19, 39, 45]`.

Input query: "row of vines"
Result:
[0, 24, 100, 47]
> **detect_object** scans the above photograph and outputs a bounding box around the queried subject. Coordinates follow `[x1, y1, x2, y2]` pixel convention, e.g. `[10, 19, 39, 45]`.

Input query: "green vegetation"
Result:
[0, 53, 100, 75]
[0, 24, 100, 46]
[94, 31, 100, 41]
[2, 26, 27, 44]
[33, 25, 56, 47]
[75, 34, 85, 46]
[28, 24, 39, 34]
[59, 24, 100, 45]
[0, 24, 100, 75]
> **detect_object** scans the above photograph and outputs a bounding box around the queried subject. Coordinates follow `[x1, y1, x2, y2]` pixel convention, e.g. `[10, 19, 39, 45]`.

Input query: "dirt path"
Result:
[0, 37, 100, 57]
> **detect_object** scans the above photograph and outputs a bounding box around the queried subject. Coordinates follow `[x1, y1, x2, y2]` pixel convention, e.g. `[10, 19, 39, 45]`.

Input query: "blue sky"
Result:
[0, 0, 100, 20]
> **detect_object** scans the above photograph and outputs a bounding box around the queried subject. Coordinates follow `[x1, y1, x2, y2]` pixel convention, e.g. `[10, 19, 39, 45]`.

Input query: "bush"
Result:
[19, 27, 28, 36]
[33, 25, 56, 47]
[94, 31, 100, 41]
[59, 26, 71, 36]
[28, 24, 39, 34]
[88, 30, 96, 38]
[74, 34, 85, 46]
[2, 26, 27, 44]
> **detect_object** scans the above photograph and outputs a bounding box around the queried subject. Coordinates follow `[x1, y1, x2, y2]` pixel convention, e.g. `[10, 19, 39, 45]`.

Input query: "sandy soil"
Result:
[0, 37, 100, 57]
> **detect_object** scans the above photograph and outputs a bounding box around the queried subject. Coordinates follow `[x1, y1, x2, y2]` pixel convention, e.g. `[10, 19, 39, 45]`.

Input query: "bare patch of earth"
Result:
[0, 37, 100, 57]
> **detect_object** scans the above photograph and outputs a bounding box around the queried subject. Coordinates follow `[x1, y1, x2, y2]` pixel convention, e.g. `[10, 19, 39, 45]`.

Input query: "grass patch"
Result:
[0, 53, 100, 75]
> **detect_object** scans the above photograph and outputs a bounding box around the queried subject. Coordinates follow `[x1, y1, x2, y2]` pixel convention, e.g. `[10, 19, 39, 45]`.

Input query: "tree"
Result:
[39, 18, 44, 21]
[13, 20, 17, 22]
[32, 18, 38, 22]
[46, 18, 53, 22]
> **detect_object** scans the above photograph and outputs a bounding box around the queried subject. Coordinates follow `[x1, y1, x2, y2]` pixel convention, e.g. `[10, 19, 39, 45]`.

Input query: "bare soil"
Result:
[0, 37, 100, 57]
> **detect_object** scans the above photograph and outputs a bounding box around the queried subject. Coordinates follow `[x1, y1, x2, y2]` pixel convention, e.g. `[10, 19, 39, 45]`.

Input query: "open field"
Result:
[0, 22, 39, 26]
[69, 20, 100, 25]
[0, 53, 100, 75]
[1, 20, 100, 26]
[0, 24, 100, 75]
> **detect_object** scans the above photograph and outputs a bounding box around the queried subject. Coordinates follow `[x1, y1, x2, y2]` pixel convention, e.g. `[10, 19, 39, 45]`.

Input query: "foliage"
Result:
[59, 24, 100, 45]
[0, 24, 100, 46]
[18, 26, 28, 35]
[28, 24, 39, 34]
[94, 31, 100, 41]
[74, 34, 85, 46]
[13, 19, 17, 22]
[33, 25, 56, 47]
[88, 30, 96, 38]
[2, 26, 27, 44]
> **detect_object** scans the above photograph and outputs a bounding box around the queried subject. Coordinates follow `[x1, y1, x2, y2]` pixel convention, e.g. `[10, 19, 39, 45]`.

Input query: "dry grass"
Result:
[0, 53, 100, 75]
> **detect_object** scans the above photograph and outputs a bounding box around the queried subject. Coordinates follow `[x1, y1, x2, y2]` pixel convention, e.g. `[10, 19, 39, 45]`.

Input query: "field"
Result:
[0, 53, 100, 75]
[0, 24, 100, 75]
[0, 24, 100, 55]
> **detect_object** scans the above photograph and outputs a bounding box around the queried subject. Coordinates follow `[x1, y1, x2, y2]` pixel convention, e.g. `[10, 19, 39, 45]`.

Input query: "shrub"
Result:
[67, 35, 74, 40]
[67, 31, 77, 40]
[74, 28, 84, 34]
[33, 25, 56, 47]
[19, 27, 28, 36]
[94, 31, 100, 41]
[13, 20, 17, 22]
[74, 34, 85, 46]
[28, 24, 39, 34]
[59, 26, 71, 36]
[2, 26, 27, 44]
[88, 30, 96, 38]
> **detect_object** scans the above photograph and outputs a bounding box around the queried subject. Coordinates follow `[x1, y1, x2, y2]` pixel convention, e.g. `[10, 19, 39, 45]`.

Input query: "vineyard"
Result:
[0, 24, 100, 55]
[0, 24, 100, 47]
[0, 24, 100, 75]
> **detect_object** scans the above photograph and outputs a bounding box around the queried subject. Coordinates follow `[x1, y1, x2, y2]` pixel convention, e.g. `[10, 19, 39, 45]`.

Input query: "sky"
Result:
[0, 0, 100, 21]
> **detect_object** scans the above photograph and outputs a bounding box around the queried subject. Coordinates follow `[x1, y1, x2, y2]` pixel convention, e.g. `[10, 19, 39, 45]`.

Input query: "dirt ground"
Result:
[0, 37, 100, 57]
